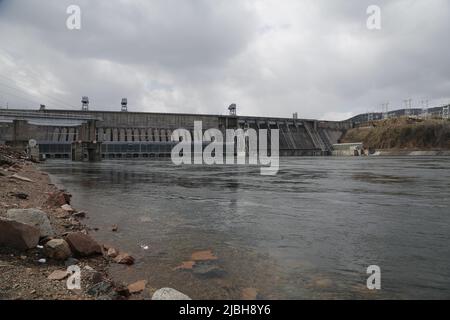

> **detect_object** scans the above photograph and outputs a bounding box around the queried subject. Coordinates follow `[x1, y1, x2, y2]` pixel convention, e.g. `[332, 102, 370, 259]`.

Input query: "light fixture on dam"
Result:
[121, 98, 128, 112]
[81, 96, 89, 111]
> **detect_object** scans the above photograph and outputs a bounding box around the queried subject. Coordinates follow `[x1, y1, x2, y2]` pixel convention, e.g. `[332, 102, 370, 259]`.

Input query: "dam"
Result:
[0, 108, 351, 159]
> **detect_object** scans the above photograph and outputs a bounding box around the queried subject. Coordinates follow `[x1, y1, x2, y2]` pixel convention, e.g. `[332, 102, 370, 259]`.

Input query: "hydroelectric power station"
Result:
[0, 103, 352, 160]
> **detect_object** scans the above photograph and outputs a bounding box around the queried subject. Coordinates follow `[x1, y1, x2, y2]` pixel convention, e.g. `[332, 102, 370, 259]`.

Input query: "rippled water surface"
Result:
[42, 157, 450, 299]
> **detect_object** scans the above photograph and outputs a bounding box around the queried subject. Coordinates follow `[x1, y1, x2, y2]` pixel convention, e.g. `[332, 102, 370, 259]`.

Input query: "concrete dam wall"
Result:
[0, 109, 351, 158]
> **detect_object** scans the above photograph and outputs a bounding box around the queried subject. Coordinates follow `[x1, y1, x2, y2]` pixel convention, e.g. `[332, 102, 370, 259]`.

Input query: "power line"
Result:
[0, 88, 40, 108]
[0, 74, 78, 109]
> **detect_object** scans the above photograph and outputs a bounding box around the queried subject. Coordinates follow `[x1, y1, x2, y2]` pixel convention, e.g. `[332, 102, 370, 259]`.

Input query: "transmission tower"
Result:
[403, 98, 412, 116]
[382, 102, 389, 119]
[443, 105, 449, 120]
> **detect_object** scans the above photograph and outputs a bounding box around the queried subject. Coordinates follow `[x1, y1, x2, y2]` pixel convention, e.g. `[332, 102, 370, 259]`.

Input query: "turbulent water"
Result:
[42, 157, 450, 299]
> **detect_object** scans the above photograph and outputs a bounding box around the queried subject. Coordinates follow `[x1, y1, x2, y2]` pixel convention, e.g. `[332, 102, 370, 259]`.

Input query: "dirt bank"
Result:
[341, 118, 450, 151]
[0, 145, 131, 300]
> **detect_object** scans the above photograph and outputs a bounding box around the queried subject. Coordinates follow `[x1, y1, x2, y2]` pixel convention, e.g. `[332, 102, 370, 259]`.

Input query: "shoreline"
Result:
[0, 147, 134, 300]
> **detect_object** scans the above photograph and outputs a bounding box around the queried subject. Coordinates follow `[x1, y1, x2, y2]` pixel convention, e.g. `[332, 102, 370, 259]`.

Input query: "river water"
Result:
[41, 157, 450, 299]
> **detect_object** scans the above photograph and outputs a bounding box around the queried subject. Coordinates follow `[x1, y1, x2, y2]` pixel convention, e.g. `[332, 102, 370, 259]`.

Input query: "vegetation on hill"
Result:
[341, 118, 450, 150]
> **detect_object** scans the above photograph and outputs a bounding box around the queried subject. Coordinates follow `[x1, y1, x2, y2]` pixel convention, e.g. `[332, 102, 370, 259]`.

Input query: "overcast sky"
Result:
[0, 0, 449, 120]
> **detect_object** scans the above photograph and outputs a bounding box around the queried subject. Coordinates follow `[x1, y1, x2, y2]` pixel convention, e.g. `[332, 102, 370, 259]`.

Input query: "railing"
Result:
[0, 110, 102, 121]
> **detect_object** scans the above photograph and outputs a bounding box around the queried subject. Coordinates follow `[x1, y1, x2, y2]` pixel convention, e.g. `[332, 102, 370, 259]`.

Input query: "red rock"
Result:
[190, 250, 218, 261]
[0, 217, 40, 250]
[114, 253, 135, 265]
[241, 287, 258, 300]
[174, 261, 196, 270]
[45, 191, 71, 207]
[127, 280, 147, 294]
[65, 232, 102, 257]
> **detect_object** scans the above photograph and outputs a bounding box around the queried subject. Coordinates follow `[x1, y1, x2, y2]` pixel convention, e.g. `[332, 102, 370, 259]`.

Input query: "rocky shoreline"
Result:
[0, 145, 143, 300]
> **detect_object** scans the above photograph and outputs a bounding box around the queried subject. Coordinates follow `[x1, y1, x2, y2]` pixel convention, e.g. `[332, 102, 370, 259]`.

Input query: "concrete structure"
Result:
[332, 143, 364, 156]
[0, 108, 352, 159]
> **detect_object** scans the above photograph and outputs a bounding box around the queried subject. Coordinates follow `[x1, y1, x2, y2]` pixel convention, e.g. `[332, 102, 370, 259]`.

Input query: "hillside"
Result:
[340, 118, 450, 150]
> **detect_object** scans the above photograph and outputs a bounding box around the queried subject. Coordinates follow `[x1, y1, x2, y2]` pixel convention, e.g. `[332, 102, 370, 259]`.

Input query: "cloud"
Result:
[0, 0, 449, 120]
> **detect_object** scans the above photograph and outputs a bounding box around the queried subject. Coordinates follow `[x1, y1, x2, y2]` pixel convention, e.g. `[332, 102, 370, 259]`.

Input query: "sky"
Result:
[0, 0, 449, 120]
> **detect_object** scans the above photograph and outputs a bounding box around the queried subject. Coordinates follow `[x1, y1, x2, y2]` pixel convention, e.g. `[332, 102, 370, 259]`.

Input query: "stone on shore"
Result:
[61, 204, 75, 213]
[10, 174, 33, 182]
[5, 208, 54, 238]
[45, 191, 71, 207]
[65, 232, 102, 257]
[241, 287, 258, 300]
[0, 217, 40, 250]
[72, 211, 86, 218]
[48, 270, 69, 280]
[64, 257, 79, 267]
[107, 247, 118, 258]
[151, 288, 191, 300]
[113, 253, 135, 265]
[44, 239, 72, 261]
[127, 280, 147, 294]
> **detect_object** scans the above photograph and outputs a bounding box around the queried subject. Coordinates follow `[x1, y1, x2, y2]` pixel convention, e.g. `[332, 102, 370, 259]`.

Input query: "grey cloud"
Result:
[0, 0, 449, 119]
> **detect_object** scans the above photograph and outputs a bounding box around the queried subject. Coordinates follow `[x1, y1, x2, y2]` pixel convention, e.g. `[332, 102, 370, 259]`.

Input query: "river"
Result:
[41, 156, 450, 299]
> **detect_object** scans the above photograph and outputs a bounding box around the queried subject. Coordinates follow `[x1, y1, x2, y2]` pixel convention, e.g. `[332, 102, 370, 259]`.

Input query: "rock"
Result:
[5, 208, 54, 238]
[87, 281, 113, 297]
[152, 288, 191, 300]
[48, 270, 69, 280]
[114, 253, 135, 265]
[90, 271, 104, 284]
[127, 280, 147, 294]
[47, 191, 72, 207]
[241, 287, 258, 300]
[107, 247, 118, 258]
[175, 261, 196, 270]
[111, 224, 118, 232]
[192, 262, 226, 279]
[9, 192, 29, 200]
[38, 258, 46, 264]
[65, 232, 102, 257]
[84, 265, 95, 271]
[313, 278, 333, 288]
[0, 217, 40, 250]
[64, 257, 79, 267]
[61, 204, 75, 213]
[72, 211, 86, 218]
[44, 239, 72, 261]
[10, 174, 33, 182]
[191, 250, 218, 261]
[114, 284, 131, 298]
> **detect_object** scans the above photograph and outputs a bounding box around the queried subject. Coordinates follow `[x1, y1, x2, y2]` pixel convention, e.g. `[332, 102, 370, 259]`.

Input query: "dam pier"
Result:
[0, 108, 351, 160]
